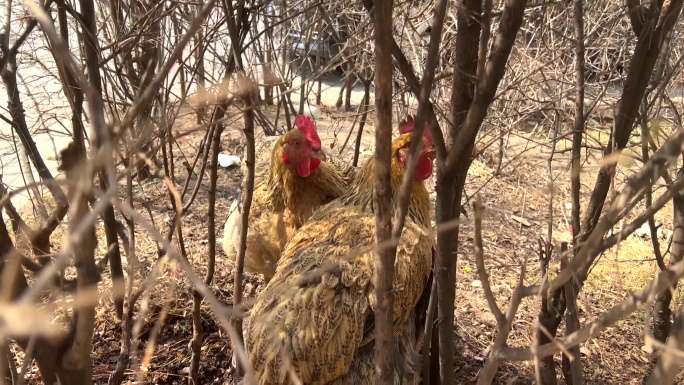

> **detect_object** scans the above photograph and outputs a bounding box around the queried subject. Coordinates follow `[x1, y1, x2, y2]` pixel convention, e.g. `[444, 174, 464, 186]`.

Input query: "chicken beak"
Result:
[311, 148, 327, 162]
[424, 147, 436, 160]
[420, 141, 436, 160]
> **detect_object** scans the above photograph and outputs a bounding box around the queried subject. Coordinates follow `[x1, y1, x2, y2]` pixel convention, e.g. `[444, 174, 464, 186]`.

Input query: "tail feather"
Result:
[222, 198, 242, 259]
[223, 194, 279, 278]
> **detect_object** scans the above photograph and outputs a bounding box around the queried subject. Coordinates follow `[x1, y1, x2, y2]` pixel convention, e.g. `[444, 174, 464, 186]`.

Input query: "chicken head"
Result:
[280, 115, 327, 177]
[397, 116, 436, 181]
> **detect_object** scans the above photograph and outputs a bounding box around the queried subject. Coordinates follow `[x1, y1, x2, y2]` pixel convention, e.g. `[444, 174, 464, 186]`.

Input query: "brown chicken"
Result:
[222, 115, 350, 282]
[250, 129, 358, 188]
[243, 117, 436, 384]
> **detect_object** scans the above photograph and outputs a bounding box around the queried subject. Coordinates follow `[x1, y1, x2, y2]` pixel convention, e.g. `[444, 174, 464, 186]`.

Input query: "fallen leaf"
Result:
[511, 214, 532, 227]
[580, 346, 591, 358]
[600, 151, 623, 168]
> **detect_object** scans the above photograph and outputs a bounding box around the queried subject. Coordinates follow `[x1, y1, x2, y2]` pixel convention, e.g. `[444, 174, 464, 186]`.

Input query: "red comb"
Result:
[294, 115, 322, 149]
[399, 116, 434, 144]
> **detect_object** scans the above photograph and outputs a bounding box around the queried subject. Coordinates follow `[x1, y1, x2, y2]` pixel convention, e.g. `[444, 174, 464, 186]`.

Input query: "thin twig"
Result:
[473, 195, 504, 325]
[477, 255, 528, 385]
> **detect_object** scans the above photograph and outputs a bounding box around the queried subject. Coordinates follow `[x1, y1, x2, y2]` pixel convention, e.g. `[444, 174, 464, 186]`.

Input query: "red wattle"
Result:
[310, 158, 321, 172]
[297, 157, 312, 177]
[415, 154, 434, 181]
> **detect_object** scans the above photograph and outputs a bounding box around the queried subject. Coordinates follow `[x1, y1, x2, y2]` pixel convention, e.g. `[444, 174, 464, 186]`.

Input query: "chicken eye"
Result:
[293, 140, 300, 147]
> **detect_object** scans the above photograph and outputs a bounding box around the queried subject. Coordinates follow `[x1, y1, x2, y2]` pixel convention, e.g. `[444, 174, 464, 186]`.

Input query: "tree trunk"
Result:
[653, 192, 684, 341]
[435, 1, 482, 383]
[538, 287, 566, 385]
[79, 0, 125, 320]
[372, 0, 396, 381]
[433, 177, 460, 385]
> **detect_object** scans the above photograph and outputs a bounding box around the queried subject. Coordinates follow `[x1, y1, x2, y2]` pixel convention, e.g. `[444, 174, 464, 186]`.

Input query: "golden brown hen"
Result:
[251, 129, 358, 188]
[243, 117, 436, 384]
[222, 115, 350, 282]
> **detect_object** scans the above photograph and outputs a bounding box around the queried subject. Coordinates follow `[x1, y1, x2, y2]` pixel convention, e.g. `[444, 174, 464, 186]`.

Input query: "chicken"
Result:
[243, 116, 436, 384]
[222, 115, 350, 282]
[251, 119, 358, 187]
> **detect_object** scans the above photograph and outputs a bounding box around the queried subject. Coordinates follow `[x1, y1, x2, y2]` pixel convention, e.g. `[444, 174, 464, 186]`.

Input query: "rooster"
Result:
[243, 117, 435, 384]
[222, 115, 350, 282]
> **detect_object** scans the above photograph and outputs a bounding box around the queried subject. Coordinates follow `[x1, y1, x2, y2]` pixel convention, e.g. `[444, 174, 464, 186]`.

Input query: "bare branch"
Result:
[444, 0, 528, 174]
[117, 0, 217, 133]
[626, 0, 646, 36]
[546, 127, 684, 294]
[110, 197, 255, 378]
[373, 0, 396, 381]
[646, 303, 684, 384]
[477, 255, 528, 385]
[570, 0, 586, 246]
[596, 176, 684, 256]
[233, 77, 257, 381]
[360, 0, 447, 156]
[391, 0, 448, 244]
[561, 242, 584, 385]
[500, 251, 684, 362]
[473, 195, 504, 325]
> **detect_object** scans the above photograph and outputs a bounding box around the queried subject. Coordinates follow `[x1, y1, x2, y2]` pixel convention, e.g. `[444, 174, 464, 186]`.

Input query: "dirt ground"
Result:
[11, 92, 682, 384]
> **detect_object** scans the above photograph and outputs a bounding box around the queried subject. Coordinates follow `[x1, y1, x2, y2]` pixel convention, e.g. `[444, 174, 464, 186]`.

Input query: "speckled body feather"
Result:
[244, 131, 434, 384]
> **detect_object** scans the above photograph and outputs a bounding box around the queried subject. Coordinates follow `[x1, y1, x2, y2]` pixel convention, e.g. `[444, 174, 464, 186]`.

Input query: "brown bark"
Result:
[195, 3, 208, 123]
[392, 0, 448, 245]
[433, 0, 483, 379]
[108, 156, 137, 385]
[57, 145, 98, 385]
[439, 1, 528, 383]
[570, 0, 586, 249]
[372, 0, 395, 382]
[263, 10, 275, 106]
[439, 0, 482, 375]
[220, 0, 253, 379]
[653, 192, 684, 342]
[646, 303, 684, 384]
[337, 64, 356, 111]
[190, 98, 226, 385]
[233, 85, 256, 379]
[537, 237, 560, 385]
[353, 80, 371, 167]
[626, 0, 646, 36]
[359, 0, 446, 157]
[358, 1, 527, 381]
[79, 0, 125, 320]
[539, 0, 586, 383]
[561, 245, 584, 385]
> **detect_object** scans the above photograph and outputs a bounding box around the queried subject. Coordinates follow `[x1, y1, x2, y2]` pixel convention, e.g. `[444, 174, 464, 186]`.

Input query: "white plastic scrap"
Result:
[218, 154, 241, 168]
